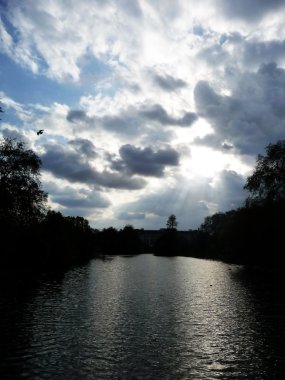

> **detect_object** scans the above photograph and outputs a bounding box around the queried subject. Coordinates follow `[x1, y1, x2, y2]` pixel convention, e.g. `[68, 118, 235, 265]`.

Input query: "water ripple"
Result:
[0, 255, 285, 379]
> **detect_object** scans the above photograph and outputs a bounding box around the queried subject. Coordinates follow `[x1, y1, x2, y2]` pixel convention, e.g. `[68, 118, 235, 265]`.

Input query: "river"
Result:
[0, 254, 285, 379]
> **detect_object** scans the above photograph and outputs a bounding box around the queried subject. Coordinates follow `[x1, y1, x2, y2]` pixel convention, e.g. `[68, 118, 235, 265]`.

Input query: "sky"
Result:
[1, 0, 285, 231]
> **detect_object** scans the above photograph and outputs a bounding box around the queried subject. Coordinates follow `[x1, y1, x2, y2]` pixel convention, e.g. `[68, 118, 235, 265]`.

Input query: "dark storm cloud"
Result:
[152, 73, 187, 91]
[110, 144, 179, 177]
[139, 104, 197, 127]
[194, 62, 285, 155]
[41, 143, 146, 190]
[217, 0, 285, 22]
[69, 138, 97, 158]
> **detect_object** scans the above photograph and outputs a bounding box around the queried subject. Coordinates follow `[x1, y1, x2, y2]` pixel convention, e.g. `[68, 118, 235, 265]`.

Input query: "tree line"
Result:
[1, 135, 285, 272]
[155, 140, 285, 268]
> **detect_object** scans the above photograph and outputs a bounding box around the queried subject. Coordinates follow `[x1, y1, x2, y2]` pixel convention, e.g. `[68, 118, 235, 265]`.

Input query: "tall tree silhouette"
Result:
[166, 214, 178, 229]
[0, 137, 47, 225]
[244, 140, 285, 205]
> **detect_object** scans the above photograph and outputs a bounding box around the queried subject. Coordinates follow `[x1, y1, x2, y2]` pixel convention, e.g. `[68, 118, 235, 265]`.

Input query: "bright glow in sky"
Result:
[1, 0, 285, 230]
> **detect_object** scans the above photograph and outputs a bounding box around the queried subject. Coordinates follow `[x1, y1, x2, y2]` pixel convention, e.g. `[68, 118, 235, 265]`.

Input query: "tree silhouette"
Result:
[166, 214, 178, 229]
[0, 137, 47, 225]
[244, 140, 285, 205]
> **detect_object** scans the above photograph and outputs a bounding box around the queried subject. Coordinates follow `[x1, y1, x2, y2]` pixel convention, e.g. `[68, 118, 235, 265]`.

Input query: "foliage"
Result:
[39, 211, 96, 267]
[0, 137, 47, 225]
[98, 225, 142, 254]
[197, 199, 285, 266]
[199, 211, 236, 237]
[244, 140, 285, 205]
[154, 228, 179, 256]
[166, 214, 178, 229]
[119, 225, 142, 254]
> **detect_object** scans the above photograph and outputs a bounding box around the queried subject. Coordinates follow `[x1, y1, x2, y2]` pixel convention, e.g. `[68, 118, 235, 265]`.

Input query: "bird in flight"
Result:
[37, 129, 44, 135]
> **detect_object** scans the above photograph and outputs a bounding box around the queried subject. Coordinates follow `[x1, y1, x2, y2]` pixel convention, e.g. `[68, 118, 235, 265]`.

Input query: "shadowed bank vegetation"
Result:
[0, 135, 285, 273]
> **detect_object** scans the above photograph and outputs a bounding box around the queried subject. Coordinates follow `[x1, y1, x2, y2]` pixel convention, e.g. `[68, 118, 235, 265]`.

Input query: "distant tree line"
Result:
[1, 134, 285, 272]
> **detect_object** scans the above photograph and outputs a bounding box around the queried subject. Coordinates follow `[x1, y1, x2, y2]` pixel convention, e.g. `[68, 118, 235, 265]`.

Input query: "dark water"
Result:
[0, 254, 285, 379]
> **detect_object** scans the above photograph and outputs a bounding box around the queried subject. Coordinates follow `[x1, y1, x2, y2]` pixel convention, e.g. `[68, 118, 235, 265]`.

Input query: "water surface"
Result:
[0, 254, 284, 379]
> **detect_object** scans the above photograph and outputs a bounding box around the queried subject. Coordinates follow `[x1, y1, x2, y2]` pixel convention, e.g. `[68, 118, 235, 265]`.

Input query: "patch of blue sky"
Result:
[0, 50, 118, 106]
[0, 106, 21, 127]
[0, 53, 91, 106]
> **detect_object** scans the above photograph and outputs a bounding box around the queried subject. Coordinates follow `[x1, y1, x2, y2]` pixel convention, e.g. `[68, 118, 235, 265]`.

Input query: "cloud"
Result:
[118, 211, 146, 221]
[40, 142, 146, 190]
[54, 193, 109, 209]
[139, 104, 197, 127]
[242, 39, 285, 67]
[210, 170, 247, 211]
[117, 0, 142, 18]
[66, 110, 89, 123]
[44, 182, 110, 218]
[110, 144, 179, 177]
[194, 62, 285, 155]
[217, 0, 285, 22]
[67, 108, 140, 136]
[0, 127, 26, 142]
[67, 104, 197, 136]
[152, 73, 187, 91]
[69, 138, 97, 158]
[197, 44, 231, 67]
[50, 185, 109, 209]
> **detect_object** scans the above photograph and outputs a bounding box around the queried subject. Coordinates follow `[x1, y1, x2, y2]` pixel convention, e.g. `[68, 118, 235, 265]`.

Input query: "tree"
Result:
[0, 137, 47, 225]
[119, 225, 142, 254]
[166, 214, 178, 229]
[244, 140, 285, 205]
